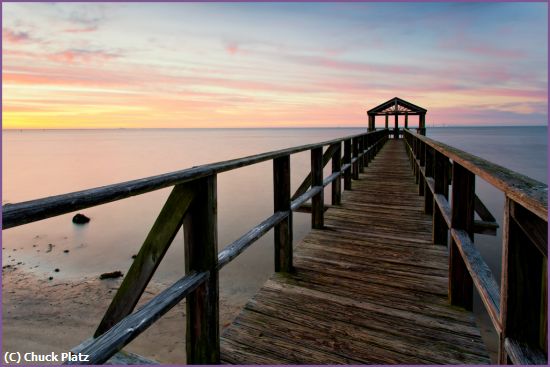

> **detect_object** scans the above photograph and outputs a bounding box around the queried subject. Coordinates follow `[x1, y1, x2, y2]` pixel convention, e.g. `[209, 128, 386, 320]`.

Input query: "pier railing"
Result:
[403, 129, 548, 365]
[2, 128, 388, 364]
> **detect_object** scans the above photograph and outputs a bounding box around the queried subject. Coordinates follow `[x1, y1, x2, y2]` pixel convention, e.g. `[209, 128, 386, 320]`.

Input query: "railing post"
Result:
[352, 138, 359, 180]
[184, 175, 219, 364]
[418, 141, 425, 196]
[499, 198, 548, 363]
[364, 135, 370, 167]
[424, 146, 434, 214]
[358, 136, 365, 173]
[344, 139, 352, 190]
[331, 143, 342, 205]
[433, 150, 448, 246]
[449, 163, 474, 310]
[273, 155, 292, 273]
[412, 137, 418, 181]
[311, 147, 324, 229]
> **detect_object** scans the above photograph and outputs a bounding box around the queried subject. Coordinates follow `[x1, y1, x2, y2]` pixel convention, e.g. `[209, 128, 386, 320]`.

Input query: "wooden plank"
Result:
[450, 228, 501, 333]
[217, 211, 288, 270]
[433, 150, 449, 246]
[221, 139, 490, 365]
[274, 155, 293, 272]
[352, 137, 359, 180]
[403, 130, 547, 221]
[510, 200, 547, 257]
[475, 195, 496, 222]
[449, 162, 475, 311]
[343, 139, 352, 190]
[245, 291, 488, 364]
[311, 147, 324, 229]
[331, 143, 342, 205]
[504, 338, 547, 365]
[291, 143, 340, 200]
[68, 271, 208, 365]
[474, 220, 498, 236]
[184, 175, 219, 364]
[501, 197, 547, 363]
[290, 186, 322, 211]
[95, 183, 195, 337]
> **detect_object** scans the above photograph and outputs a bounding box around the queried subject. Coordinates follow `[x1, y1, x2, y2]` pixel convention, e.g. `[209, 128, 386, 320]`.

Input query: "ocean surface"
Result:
[2, 126, 548, 353]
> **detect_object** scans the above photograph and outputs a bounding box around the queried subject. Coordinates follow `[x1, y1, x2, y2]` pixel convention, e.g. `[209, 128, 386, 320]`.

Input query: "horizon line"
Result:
[2, 124, 548, 131]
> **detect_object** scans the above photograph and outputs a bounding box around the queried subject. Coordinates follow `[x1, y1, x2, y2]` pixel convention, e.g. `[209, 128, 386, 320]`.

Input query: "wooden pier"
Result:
[3, 98, 547, 365]
[220, 140, 490, 364]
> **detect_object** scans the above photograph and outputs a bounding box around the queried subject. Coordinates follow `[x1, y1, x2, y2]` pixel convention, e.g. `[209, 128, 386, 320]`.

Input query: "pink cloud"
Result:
[438, 32, 525, 60]
[226, 42, 239, 55]
[47, 49, 119, 64]
[3, 28, 31, 44]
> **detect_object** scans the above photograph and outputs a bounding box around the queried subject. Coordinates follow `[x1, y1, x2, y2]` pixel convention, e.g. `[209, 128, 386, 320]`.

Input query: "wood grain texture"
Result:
[220, 140, 490, 365]
[95, 183, 195, 337]
[184, 175, 220, 364]
[274, 155, 293, 272]
[403, 130, 548, 221]
[69, 271, 208, 365]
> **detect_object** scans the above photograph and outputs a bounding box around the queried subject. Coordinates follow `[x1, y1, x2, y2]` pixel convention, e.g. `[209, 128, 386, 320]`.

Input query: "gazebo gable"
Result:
[367, 97, 427, 116]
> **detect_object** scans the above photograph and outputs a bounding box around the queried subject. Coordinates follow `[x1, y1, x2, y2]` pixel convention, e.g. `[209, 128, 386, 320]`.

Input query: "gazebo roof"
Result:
[367, 97, 427, 116]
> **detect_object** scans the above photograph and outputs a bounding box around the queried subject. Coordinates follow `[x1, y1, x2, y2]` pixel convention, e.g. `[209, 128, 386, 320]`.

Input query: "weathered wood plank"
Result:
[331, 143, 342, 205]
[217, 211, 288, 270]
[291, 143, 340, 200]
[69, 271, 208, 365]
[449, 162, 475, 311]
[221, 140, 490, 365]
[404, 130, 548, 221]
[184, 175, 219, 364]
[450, 228, 501, 333]
[504, 338, 547, 365]
[343, 139, 352, 190]
[274, 155, 293, 272]
[95, 183, 195, 337]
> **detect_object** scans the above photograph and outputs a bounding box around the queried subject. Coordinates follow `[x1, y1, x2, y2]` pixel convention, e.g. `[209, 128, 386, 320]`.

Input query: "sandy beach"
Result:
[2, 267, 243, 364]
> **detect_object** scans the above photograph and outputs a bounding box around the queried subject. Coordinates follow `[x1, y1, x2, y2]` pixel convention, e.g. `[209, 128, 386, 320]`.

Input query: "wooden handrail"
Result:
[404, 130, 547, 221]
[68, 271, 209, 365]
[403, 129, 548, 365]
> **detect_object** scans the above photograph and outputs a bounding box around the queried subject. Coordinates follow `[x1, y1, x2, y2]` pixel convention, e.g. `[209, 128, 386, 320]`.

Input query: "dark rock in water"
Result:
[72, 213, 90, 224]
[100, 271, 123, 280]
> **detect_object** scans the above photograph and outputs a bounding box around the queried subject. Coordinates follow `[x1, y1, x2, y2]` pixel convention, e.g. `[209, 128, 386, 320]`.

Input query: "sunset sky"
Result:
[2, 2, 548, 129]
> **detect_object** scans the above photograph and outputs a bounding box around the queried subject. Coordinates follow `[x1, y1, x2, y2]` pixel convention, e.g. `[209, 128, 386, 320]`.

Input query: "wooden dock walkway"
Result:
[220, 140, 491, 364]
[5, 117, 546, 365]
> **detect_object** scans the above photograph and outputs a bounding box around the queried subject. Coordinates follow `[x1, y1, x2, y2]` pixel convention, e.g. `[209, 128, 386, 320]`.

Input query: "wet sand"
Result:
[2, 267, 243, 364]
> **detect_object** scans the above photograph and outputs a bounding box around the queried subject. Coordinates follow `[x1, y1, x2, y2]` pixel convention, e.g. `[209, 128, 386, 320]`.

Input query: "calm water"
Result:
[2, 126, 547, 343]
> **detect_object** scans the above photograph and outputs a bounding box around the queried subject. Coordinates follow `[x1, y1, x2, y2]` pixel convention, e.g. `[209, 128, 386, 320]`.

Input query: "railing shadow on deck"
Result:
[2, 128, 389, 365]
[404, 129, 548, 365]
